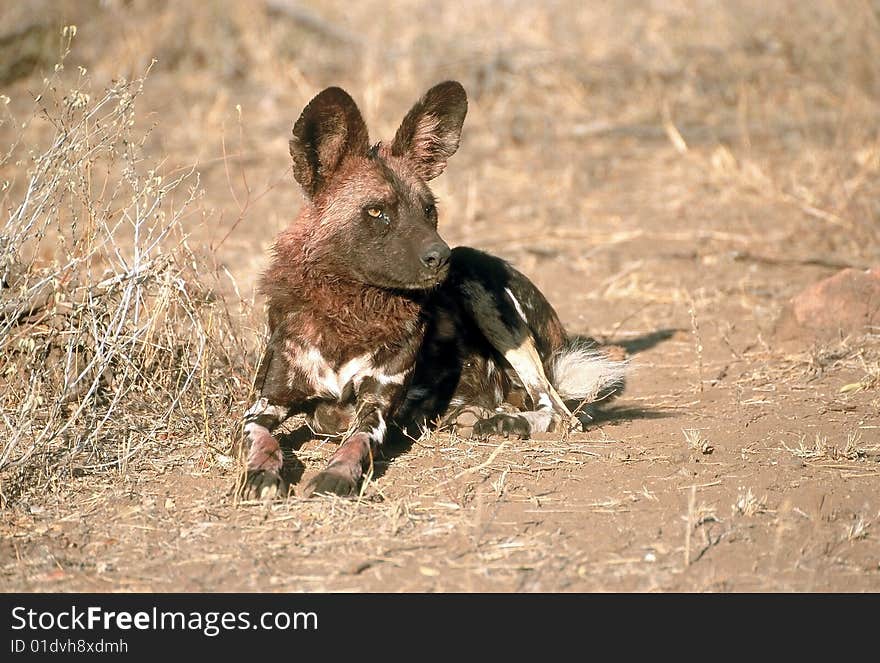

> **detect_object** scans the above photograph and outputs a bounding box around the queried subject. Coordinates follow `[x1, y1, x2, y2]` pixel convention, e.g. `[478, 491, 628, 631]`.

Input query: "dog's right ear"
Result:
[289, 87, 370, 197]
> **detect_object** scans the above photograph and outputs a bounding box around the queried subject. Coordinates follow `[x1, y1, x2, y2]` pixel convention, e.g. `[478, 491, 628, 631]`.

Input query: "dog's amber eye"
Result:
[365, 206, 383, 218]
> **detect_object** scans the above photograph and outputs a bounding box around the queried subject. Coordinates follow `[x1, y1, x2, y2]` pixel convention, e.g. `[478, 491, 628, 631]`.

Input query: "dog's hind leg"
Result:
[457, 278, 575, 435]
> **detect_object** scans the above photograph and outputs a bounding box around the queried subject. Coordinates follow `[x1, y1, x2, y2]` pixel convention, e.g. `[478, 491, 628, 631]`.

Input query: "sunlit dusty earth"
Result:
[1, 0, 879, 591]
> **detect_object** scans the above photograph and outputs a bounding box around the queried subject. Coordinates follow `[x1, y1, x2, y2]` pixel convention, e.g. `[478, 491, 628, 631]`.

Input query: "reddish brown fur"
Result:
[262, 235, 422, 358]
[260, 172, 426, 365]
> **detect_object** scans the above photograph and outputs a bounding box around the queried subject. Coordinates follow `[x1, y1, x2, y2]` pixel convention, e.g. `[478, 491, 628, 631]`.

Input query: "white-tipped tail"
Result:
[550, 339, 627, 403]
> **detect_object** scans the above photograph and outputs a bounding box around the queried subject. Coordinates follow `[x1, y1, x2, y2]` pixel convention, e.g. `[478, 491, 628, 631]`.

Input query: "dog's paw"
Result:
[472, 413, 531, 439]
[444, 406, 491, 438]
[240, 469, 288, 501]
[304, 463, 360, 498]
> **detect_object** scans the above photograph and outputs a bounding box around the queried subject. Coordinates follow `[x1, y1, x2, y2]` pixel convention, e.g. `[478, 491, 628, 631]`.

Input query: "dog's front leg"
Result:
[239, 397, 292, 500]
[304, 377, 398, 497]
[237, 335, 301, 500]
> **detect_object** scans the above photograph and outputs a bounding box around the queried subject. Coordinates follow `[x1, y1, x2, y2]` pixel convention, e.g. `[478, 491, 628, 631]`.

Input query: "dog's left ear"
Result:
[391, 81, 467, 181]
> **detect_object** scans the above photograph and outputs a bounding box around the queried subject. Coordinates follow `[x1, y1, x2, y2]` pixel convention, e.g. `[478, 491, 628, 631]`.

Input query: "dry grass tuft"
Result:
[733, 487, 767, 517]
[845, 516, 871, 542]
[0, 39, 251, 506]
[682, 428, 713, 455]
[839, 354, 880, 394]
[783, 431, 877, 463]
[783, 435, 833, 461]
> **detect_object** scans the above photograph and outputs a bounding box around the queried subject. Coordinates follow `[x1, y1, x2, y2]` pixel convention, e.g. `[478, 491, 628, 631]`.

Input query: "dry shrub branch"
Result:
[0, 39, 250, 506]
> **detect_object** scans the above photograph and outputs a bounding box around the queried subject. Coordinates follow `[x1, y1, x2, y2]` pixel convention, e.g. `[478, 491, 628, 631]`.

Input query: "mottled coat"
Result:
[239, 82, 626, 499]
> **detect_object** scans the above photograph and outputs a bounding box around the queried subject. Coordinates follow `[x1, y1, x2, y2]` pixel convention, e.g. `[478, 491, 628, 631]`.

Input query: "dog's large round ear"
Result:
[390, 81, 468, 181]
[289, 87, 370, 197]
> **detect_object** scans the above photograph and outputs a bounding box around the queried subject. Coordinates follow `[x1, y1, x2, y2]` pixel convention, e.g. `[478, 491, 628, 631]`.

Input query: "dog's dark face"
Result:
[288, 82, 467, 290]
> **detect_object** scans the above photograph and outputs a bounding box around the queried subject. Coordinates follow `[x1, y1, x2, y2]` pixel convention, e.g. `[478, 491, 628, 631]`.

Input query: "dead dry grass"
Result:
[0, 46, 253, 506]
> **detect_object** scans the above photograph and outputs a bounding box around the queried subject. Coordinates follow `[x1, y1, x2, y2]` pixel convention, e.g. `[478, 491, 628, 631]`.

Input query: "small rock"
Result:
[778, 455, 806, 469]
[778, 267, 880, 340]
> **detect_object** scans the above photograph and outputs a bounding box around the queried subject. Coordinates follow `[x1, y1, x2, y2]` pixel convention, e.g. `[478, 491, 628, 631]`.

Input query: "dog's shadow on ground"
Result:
[593, 327, 682, 425]
[589, 404, 675, 425]
[615, 327, 681, 355]
[277, 426, 313, 488]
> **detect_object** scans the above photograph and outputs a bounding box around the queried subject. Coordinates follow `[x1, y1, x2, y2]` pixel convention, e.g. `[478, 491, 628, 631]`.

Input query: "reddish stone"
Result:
[789, 267, 880, 336]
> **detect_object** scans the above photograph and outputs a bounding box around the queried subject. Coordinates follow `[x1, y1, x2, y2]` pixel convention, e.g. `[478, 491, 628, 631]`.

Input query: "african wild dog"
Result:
[239, 81, 626, 499]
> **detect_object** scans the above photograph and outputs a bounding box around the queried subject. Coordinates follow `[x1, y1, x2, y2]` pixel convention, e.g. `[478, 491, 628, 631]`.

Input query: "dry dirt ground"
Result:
[1, 1, 880, 592]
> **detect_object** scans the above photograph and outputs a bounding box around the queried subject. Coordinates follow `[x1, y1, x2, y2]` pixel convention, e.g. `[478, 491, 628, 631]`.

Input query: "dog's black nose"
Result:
[420, 242, 451, 271]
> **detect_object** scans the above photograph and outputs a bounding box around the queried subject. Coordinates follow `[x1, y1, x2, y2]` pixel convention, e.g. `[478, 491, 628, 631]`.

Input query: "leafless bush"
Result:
[0, 35, 251, 506]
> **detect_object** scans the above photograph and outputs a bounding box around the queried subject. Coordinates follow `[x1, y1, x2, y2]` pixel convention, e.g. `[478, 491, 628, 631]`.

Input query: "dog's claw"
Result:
[472, 413, 531, 440]
[304, 464, 360, 498]
[240, 469, 287, 501]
